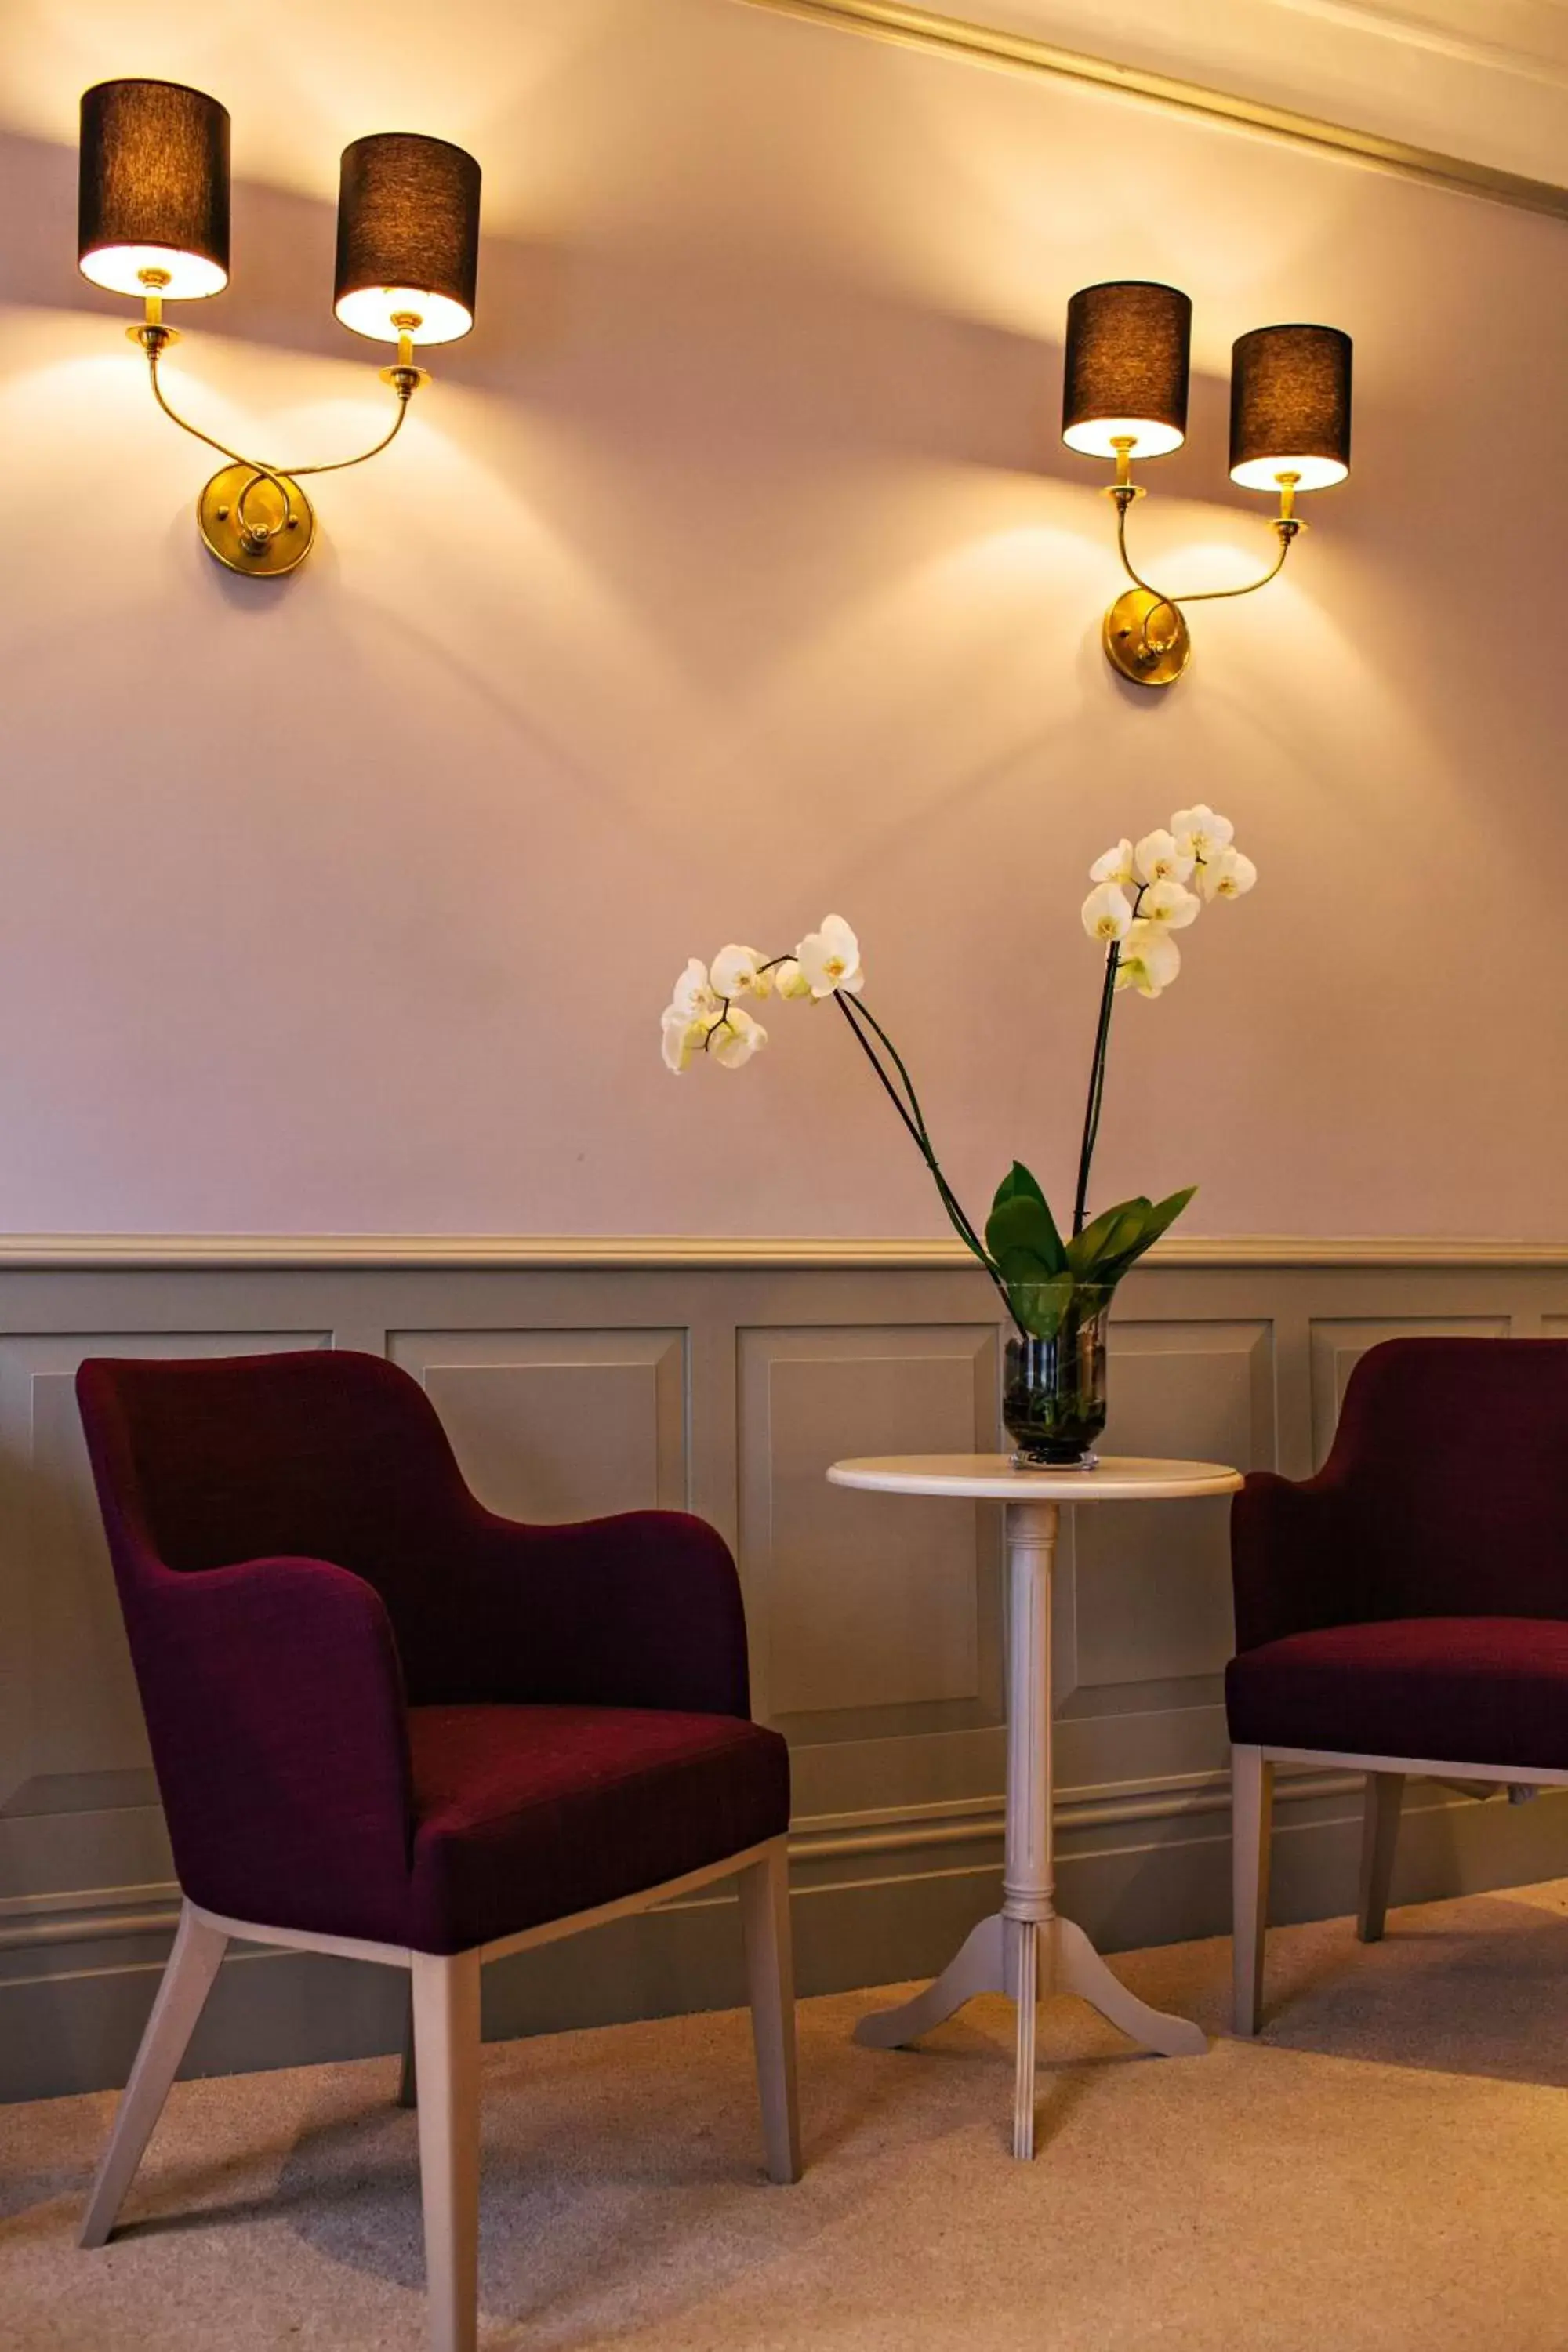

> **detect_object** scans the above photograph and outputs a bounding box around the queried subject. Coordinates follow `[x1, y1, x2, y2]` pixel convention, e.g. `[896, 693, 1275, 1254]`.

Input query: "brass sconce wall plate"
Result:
[198, 464, 316, 576]
[79, 82, 481, 578]
[1062, 283, 1353, 687]
[1103, 588, 1191, 688]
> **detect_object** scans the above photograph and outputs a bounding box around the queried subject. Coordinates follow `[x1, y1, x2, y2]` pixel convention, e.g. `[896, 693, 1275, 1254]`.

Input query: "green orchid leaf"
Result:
[1066, 1196, 1150, 1280]
[985, 1188, 1067, 1276]
[1131, 1184, 1197, 1256]
[992, 1161, 1047, 1214]
[996, 1243, 1058, 1287]
[1091, 1185, 1200, 1287]
[1097, 1211, 1152, 1283]
[1005, 1270, 1075, 1340]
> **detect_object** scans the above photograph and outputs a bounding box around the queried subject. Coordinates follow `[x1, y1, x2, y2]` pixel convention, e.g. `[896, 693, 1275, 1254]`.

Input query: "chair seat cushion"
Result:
[406, 1704, 789, 1954]
[1226, 1616, 1568, 1771]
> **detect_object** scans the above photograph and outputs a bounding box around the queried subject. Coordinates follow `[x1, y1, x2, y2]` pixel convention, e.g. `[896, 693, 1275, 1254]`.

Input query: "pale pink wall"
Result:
[0, 0, 1562, 1239]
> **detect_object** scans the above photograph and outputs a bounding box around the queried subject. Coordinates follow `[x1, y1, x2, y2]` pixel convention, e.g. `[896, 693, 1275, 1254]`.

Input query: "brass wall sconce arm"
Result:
[79, 83, 481, 577]
[1102, 444, 1301, 687]
[1063, 285, 1352, 688]
[130, 275, 426, 575]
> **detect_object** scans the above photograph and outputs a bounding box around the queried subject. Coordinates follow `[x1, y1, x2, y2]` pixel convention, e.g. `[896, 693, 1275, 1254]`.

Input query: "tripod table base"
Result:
[853, 1908, 1207, 2159]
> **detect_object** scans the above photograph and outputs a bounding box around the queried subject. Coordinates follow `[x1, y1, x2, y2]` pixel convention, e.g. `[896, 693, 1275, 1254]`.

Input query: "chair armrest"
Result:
[427, 1508, 755, 1717]
[1231, 1469, 1364, 1651]
[125, 1554, 415, 1944]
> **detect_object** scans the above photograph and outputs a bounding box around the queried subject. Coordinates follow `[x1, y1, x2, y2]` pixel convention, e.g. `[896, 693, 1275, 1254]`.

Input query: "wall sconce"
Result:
[78, 80, 481, 578]
[1063, 281, 1352, 686]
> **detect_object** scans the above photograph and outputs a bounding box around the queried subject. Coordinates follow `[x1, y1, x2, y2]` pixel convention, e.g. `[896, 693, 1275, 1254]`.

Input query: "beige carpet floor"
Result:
[5, 1881, 1568, 2350]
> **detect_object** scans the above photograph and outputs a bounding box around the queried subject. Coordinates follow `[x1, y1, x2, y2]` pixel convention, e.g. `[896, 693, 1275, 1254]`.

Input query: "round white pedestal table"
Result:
[826, 1452, 1243, 2159]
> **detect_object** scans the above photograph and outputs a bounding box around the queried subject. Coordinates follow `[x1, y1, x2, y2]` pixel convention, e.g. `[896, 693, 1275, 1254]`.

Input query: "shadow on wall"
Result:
[0, 118, 1273, 503]
[0, 115, 1345, 749]
[1, 108, 1419, 825]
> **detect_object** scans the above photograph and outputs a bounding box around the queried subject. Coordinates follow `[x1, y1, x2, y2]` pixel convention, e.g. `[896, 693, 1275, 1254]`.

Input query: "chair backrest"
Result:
[75, 1350, 488, 1936]
[78, 1347, 477, 1659]
[1326, 1338, 1568, 1619]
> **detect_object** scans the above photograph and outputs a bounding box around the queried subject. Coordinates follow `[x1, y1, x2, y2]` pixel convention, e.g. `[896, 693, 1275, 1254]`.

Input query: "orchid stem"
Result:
[1073, 944, 1120, 1238]
[1073, 878, 1148, 1237]
[840, 996, 991, 1266]
[833, 994, 1017, 1323]
[832, 993, 927, 1157]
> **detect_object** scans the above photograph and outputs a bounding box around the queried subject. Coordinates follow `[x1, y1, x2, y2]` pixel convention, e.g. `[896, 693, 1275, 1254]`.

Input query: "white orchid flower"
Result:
[1196, 846, 1258, 902]
[708, 1006, 768, 1068]
[1081, 881, 1133, 944]
[711, 944, 773, 1000]
[1134, 829, 1195, 887]
[1090, 838, 1134, 887]
[1114, 919, 1181, 998]
[660, 1007, 708, 1074]
[1171, 804, 1234, 863]
[670, 957, 719, 1021]
[1139, 878, 1200, 930]
[772, 957, 814, 1000]
[795, 913, 864, 997]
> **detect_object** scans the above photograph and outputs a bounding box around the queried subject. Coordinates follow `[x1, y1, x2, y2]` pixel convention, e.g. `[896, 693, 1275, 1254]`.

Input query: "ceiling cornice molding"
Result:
[1266, 0, 1568, 88]
[731, 0, 1568, 220]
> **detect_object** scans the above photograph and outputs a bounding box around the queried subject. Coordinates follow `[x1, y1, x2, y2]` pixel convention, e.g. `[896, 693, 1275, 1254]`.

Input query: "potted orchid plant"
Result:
[661, 806, 1256, 1466]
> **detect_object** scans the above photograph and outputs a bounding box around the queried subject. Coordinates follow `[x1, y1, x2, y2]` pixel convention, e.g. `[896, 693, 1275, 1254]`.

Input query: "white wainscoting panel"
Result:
[738, 1323, 1001, 1731]
[389, 1328, 688, 1521]
[1073, 1319, 1274, 1693]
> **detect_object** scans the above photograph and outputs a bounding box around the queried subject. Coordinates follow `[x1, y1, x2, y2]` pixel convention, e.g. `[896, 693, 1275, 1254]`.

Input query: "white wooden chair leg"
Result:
[739, 1838, 802, 2184]
[1356, 1771, 1405, 1944]
[412, 1950, 481, 2352]
[81, 1900, 229, 2249]
[397, 1979, 418, 2108]
[1231, 1744, 1274, 2038]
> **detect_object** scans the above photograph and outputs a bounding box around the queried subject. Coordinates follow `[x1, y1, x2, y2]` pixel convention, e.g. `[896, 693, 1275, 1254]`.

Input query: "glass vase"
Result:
[1003, 1285, 1113, 1468]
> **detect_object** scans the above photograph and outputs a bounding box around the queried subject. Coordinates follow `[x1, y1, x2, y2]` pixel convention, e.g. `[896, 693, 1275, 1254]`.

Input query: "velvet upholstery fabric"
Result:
[408, 1705, 789, 1952]
[76, 1350, 786, 1952]
[1227, 1617, 1568, 1769]
[1226, 1338, 1568, 1769]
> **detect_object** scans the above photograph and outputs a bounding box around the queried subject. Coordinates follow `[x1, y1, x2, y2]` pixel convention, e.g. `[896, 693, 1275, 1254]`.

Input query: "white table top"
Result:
[826, 1454, 1243, 1502]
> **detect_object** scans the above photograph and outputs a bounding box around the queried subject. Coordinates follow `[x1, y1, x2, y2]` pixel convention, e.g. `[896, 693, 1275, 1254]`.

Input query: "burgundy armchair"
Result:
[74, 1348, 799, 2352]
[1226, 1336, 1568, 2034]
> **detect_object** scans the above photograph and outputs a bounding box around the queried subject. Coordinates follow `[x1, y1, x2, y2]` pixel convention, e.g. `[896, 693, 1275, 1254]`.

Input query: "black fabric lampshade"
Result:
[78, 78, 230, 299]
[334, 133, 481, 346]
[1230, 323, 1352, 491]
[1062, 281, 1191, 460]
